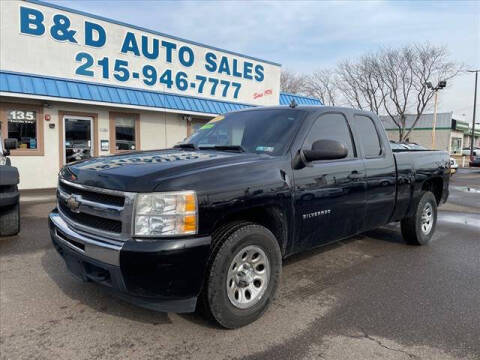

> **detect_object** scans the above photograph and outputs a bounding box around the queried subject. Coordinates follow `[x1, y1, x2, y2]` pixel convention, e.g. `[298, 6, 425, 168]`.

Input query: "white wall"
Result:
[386, 129, 451, 151]
[140, 112, 188, 150]
[166, 114, 188, 147]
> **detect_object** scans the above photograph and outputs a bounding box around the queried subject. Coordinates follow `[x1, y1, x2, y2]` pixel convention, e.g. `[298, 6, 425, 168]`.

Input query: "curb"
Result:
[20, 195, 57, 204]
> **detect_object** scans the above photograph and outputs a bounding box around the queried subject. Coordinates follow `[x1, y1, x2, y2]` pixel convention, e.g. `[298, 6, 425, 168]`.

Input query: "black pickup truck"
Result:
[49, 106, 450, 328]
[0, 136, 20, 236]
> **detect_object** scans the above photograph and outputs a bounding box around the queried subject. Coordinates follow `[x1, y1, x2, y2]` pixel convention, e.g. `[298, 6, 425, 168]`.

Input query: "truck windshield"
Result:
[181, 109, 303, 156]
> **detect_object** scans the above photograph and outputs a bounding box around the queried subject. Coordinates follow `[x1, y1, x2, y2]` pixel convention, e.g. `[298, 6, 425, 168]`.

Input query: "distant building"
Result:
[380, 112, 479, 154]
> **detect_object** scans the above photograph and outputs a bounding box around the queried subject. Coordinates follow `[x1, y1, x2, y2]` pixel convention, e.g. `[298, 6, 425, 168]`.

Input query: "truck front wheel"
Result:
[401, 191, 437, 245]
[0, 202, 20, 236]
[201, 223, 282, 328]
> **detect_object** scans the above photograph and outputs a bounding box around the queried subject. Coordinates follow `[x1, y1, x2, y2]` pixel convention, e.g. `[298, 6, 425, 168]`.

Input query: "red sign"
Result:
[253, 89, 273, 100]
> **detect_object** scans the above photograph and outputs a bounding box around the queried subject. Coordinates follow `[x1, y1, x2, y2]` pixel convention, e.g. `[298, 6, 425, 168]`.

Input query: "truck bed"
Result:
[390, 150, 450, 222]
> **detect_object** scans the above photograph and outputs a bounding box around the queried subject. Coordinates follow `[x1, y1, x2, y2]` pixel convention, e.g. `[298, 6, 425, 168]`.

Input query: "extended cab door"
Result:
[351, 113, 396, 231]
[292, 111, 367, 252]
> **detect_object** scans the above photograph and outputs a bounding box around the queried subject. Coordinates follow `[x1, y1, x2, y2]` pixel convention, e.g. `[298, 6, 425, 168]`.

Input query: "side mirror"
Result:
[303, 139, 348, 162]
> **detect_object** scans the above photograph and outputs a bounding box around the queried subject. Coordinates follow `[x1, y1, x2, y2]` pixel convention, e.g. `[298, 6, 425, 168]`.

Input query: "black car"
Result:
[470, 153, 480, 167]
[49, 106, 450, 328]
[0, 136, 20, 236]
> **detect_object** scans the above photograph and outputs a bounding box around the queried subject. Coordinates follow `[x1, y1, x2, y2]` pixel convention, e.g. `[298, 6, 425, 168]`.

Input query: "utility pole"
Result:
[426, 80, 447, 149]
[432, 91, 439, 149]
[468, 70, 479, 158]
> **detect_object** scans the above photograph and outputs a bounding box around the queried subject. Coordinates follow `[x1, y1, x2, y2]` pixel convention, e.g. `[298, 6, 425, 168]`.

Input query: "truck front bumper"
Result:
[48, 209, 211, 313]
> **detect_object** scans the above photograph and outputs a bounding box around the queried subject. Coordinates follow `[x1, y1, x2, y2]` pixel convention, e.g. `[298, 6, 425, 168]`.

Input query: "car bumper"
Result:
[469, 159, 480, 167]
[49, 209, 211, 313]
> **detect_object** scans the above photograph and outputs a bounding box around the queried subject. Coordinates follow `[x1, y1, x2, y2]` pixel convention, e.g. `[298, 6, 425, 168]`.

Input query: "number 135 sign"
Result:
[8, 110, 36, 123]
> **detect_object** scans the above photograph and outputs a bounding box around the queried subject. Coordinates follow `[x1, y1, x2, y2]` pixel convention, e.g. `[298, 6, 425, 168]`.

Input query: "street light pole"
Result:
[468, 70, 479, 158]
[426, 80, 447, 149]
[432, 90, 439, 149]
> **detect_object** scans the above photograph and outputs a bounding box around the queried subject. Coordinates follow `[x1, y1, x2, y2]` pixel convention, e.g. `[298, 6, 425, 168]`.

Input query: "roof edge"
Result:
[0, 70, 322, 110]
[0, 70, 256, 108]
[279, 92, 322, 102]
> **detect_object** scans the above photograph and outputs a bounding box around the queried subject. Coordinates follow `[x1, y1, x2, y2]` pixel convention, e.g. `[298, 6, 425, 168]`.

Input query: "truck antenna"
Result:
[289, 99, 298, 108]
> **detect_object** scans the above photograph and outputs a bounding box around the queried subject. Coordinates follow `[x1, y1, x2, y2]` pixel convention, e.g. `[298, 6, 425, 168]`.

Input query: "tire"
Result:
[401, 191, 437, 246]
[0, 202, 20, 236]
[201, 222, 282, 329]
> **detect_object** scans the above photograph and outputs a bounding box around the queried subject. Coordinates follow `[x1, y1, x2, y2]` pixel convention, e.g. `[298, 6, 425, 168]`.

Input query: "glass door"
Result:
[63, 116, 93, 164]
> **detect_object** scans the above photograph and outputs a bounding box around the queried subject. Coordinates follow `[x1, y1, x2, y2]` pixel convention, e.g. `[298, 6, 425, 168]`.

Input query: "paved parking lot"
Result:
[1, 169, 479, 360]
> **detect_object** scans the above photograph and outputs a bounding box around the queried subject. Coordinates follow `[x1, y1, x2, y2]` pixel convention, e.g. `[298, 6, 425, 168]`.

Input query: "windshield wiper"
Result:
[174, 143, 197, 150]
[198, 145, 245, 153]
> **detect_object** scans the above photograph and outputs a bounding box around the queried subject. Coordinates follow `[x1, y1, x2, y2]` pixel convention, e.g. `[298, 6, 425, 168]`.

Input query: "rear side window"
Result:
[354, 115, 382, 158]
[303, 113, 355, 159]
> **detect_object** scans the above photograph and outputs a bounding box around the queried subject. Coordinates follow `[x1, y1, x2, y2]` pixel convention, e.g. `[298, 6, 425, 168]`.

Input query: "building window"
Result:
[8, 110, 37, 149]
[450, 137, 462, 154]
[0, 103, 44, 156]
[109, 112, 140, 153]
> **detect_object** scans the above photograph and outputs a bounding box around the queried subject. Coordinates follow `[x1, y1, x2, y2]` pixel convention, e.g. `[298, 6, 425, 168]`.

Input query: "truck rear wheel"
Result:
[0, 202, 20, 236]
[401, 191, 437, 246]
[201, 223, 282, 329]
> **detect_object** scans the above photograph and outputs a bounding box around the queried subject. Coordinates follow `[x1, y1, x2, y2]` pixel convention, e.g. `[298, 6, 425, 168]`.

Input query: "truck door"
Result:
[352, 114, 396, 231]
[293, 112, 367, 252]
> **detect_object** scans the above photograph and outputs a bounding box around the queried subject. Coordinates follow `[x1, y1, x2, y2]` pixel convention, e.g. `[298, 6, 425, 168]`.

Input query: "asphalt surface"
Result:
[1, 169, 480, 360]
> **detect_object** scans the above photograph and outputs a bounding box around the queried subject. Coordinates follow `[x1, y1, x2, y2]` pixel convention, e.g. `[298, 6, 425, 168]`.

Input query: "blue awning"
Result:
[279, 92, 322, 106]
[0, 71, 321, 114]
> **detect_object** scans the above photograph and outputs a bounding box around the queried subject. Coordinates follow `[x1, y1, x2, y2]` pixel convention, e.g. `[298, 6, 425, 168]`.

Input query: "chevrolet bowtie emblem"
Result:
[66, 194, 81, 213]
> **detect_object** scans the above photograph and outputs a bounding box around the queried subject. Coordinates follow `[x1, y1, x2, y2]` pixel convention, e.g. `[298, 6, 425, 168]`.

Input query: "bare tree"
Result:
[304, 69, 338, 106]
[401, 44, 459, 141]
[280, 69, 307, 94]
[336, 55, 386, 113]
[333, 44, 460, 141]
[283, 43, 460, 142]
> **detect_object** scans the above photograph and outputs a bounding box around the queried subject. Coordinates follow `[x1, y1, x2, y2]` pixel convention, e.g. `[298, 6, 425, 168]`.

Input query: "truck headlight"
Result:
[134, 191, 197, 237]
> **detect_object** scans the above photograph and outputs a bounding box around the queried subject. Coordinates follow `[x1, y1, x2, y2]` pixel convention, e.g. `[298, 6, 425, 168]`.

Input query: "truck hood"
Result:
[61, 149, 269, 192]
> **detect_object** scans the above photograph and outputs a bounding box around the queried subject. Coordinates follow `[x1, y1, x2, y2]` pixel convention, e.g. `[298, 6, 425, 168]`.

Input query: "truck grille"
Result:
[58, 202, 122, 233]
[57, 179, 136, 240]
[59, 182, 124, 207]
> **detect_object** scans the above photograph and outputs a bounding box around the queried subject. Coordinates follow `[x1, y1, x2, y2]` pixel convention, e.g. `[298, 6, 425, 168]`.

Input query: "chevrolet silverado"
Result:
[49, 105, 450, 328]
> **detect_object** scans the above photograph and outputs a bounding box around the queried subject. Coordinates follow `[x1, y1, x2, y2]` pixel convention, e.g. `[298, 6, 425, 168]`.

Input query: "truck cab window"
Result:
[184, 109, 303, 156]
[354, 115, 382, 158]
[303, 113, 355, 159]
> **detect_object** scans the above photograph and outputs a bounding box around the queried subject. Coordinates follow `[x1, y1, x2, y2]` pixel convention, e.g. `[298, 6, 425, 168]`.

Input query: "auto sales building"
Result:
[0, 0, 321, 190]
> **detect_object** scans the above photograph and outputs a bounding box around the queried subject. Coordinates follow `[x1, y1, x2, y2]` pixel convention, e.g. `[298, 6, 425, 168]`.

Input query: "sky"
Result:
[46, 0, 479, 124]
